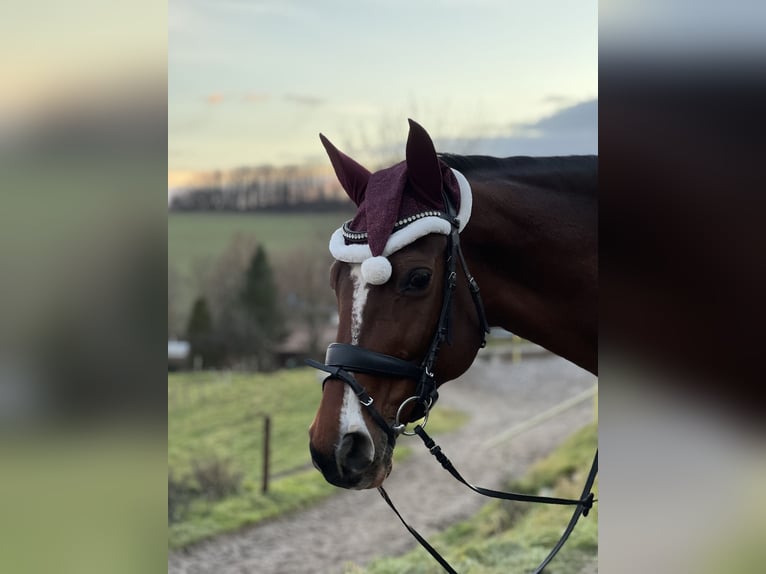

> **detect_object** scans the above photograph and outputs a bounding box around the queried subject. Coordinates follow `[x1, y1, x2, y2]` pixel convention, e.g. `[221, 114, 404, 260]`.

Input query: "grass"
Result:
[344, 422, 598, 574]
[168, 367, 468, 549]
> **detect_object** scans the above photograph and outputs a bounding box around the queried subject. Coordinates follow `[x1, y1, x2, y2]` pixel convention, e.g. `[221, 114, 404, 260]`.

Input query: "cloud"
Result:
[244, 92, 270, 103]
[438, 99, 598, 157]
[283, 93, 324, 107]
[528, 99, 597, 135]
[204, 92, 319, 106]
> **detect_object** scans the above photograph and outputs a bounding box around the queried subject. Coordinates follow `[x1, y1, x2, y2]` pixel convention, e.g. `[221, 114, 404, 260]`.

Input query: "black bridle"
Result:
[307, 191, 490, 443]
[306, 192, 597, 573]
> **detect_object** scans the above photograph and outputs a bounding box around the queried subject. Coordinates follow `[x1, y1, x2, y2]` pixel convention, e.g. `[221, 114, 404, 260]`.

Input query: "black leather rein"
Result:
[380, 426, 598, 574]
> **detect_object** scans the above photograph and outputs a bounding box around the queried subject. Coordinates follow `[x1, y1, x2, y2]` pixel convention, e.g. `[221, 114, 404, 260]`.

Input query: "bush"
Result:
[168, 470, 199, 524]
[191, 456, 244, 501]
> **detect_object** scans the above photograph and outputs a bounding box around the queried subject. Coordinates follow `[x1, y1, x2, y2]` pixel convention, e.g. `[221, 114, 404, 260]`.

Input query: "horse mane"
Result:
[438, 153, 597, 196]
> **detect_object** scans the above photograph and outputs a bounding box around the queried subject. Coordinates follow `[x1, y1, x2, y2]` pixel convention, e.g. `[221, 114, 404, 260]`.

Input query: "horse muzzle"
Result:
[309, 435, 390, 490]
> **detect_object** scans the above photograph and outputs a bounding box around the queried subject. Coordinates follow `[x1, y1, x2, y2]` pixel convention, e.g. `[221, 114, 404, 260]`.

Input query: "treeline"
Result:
[171, 234, 336, 371]
[169, 167, 353, 213]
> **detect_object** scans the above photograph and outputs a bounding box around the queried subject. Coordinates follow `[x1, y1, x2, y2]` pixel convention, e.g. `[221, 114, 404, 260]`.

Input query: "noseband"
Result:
[306, 192, 490, 444]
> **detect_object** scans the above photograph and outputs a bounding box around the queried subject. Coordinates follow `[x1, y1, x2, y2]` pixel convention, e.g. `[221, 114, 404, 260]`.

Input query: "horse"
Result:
[308, 119, 597, 491]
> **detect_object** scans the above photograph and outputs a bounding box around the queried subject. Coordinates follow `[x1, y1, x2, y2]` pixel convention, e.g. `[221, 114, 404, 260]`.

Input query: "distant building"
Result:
[274, 324, 337, 368]
[168, 339, 191, 371]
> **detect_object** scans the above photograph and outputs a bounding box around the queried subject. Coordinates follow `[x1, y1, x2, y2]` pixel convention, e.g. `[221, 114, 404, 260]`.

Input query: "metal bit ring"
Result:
[393, 396, 431, 436]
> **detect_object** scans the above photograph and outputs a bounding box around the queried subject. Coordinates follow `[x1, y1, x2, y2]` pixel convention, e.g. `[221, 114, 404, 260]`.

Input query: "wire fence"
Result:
[168, 372, 319, 494]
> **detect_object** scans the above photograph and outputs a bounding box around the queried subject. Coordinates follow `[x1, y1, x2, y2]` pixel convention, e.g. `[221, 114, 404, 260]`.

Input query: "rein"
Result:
[379, 428, 597, 574]
[306, 193, 598, 572]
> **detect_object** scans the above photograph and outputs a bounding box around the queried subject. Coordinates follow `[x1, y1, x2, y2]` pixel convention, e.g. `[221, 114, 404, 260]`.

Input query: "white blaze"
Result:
[349, 264, 369, 346]
[338, 376, 369, 439]
[338, 264, 373, 452]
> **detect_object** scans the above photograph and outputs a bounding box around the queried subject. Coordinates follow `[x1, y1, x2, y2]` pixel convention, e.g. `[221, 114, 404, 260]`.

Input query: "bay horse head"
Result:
[308, 120, 489, 489]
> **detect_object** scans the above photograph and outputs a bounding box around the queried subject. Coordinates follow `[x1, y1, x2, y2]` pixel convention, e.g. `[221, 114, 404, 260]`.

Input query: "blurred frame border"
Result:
[1, 1, 765, 573]
[1, 2, 168, 573]
[600, 1, 766, 572]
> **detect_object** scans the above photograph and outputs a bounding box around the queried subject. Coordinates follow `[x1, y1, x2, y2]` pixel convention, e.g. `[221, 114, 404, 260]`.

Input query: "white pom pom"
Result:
[361, 256, 392, 285]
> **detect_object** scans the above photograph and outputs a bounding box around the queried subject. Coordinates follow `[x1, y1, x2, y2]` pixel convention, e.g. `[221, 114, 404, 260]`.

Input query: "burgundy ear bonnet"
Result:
[321, 119, 473, 285]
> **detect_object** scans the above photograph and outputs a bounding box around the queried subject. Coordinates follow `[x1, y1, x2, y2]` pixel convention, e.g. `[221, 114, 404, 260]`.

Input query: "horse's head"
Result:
[308, 120, 487, 489]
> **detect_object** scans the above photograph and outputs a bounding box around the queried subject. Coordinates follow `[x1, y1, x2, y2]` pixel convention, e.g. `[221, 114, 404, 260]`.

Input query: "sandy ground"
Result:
[169, 353, 598, 574]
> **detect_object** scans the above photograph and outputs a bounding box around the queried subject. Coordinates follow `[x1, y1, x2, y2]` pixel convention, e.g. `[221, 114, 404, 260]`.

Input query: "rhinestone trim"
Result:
[342, 211, 451, 244]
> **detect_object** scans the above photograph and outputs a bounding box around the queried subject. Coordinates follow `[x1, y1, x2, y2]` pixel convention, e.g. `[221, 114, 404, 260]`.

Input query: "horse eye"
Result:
[405, 269, 432, 291]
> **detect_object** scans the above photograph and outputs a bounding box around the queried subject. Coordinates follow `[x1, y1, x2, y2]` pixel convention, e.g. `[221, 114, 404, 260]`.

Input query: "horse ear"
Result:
[319, 134, 370, 206]
[405, 119, 442, 199]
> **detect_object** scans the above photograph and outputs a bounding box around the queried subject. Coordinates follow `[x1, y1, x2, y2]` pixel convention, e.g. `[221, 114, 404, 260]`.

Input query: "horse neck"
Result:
[461, 178, 598, 374]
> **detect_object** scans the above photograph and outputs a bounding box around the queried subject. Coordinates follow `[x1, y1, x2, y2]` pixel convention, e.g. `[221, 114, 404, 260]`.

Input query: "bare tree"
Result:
[274, 238, 336, 358]
[336, 98, 482, 169]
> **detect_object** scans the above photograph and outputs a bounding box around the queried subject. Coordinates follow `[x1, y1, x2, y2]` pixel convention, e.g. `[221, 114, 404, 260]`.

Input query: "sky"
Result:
[169, 0, 597, 188]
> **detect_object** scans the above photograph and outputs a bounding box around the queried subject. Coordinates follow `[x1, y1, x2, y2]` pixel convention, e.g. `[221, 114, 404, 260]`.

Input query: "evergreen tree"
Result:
[186, 296, 221, 368]
[240, 245, 284, 369]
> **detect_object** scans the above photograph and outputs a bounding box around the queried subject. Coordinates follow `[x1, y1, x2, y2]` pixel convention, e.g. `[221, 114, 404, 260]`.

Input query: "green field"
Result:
[345, 422, 598, 574]
[168, 211, 352, 277]
[168, 368, 468, 549]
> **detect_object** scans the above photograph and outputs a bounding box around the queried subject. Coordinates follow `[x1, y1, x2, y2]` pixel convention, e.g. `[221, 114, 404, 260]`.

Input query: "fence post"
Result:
[261, 415, 271, 494]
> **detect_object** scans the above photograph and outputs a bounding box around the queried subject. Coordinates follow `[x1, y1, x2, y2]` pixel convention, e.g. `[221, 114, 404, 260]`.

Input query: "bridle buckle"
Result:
[359, 395, 374, 407]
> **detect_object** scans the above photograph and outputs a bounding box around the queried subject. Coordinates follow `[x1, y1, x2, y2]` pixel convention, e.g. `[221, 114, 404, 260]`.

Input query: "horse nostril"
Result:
[337, 432, 374, 476]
